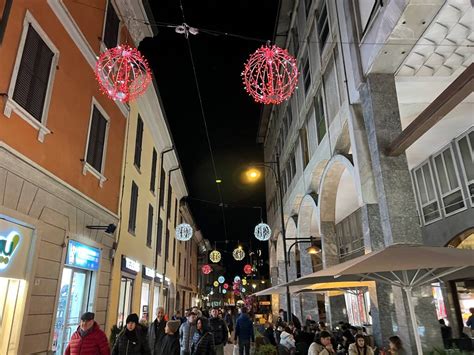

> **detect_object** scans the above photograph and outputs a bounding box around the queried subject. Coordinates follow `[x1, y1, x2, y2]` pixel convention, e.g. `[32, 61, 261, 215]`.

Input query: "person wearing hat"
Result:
[112, 313, 150, 355]
[65, 312, 110, 355]
[162, 320, 181, 355]
[179, 310, 197, 355]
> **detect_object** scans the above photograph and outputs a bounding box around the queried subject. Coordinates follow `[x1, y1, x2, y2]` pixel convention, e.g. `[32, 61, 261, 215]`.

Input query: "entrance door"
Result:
[53, 267, 89, 354]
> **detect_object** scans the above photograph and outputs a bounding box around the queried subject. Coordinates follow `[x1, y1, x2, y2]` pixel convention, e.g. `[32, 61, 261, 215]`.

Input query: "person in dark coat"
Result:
[65, 312, 110, 355]
[209, 307, 229, 355]
[263, 322, 277, 346]
[234, 307, 254, 355]
[148, 307, 167, 355]
[112, 313, 150, 355]
[191, 317, 216, 355]
[224, 309, 234, 334]
[162, 320, 181, 355]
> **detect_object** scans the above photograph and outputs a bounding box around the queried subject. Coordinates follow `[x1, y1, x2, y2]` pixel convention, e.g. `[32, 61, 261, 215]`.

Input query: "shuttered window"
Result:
[128, 181, 138, 233]
[103, 1, 119, 49]
[146, 204, 153, 247]
[159, 167, 165, 208]
[167, 184, 173, 218]
[134, 115, 143, 168]
[157, 216, 163, 255]
[86, 107, 108, 173]
[13, 24, 54, 122]
[150, 148, 157, 192]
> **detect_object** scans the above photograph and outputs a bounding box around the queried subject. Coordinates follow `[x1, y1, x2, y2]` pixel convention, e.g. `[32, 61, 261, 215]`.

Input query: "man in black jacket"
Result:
[148, 307, 166, 355]
[209, 307, 229, 355]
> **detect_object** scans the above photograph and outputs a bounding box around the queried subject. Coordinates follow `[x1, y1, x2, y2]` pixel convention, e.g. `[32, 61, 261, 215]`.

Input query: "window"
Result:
[140, 282, 150, 322]
[134, 115, 144, 169]
[167, 185, 173, 219]
[300, 127, 310, 168]
[5, 14, 58, 141]
[323, 59, 339, 125]
[413, 162, 441, 224]
[0, 0, 13, 44]
[103, 0, 120, 49]
[117, 277, 133, 327]
[156, 217, 163, 255]
[165, 229, 170, 261]
[354, 0, 381, 38]
[159, 168, 165, 208]
[150, 149, 157, 193]
[456, 130, 474, 205]
[315, 90, 327, 142]
[302, 55, 312, 94]
[433, 147, 465, 215]
[178, 252, 181, 276]
[129, 181, 138, 233]
[172, 237, 176, 266]
[85, 105, 109, 175]
[290, 150, 297, 179]
[146, 204, 153, 247]
[174, 199, 178, 228]
[317, 0, 329, 51]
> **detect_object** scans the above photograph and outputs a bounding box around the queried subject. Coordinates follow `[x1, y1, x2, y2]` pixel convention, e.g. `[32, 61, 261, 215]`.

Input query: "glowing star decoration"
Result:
[242, 44, 299, 105]
[244, 264, 253, 275]
[232, 246, 245, 261]
[218, 276, 225, 284]
[201, 264, 212, 275]
[209, 250, 221, 263]
[223, 283, 229, 289]
[213, 281, 219, 287]
[254, 223, 271, 241]
[95, 45, 151, 102]
[175, 223, 193, 241]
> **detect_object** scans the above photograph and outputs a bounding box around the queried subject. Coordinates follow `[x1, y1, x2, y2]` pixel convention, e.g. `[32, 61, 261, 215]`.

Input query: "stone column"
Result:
[289, 251, 302, 322]
[320, 222, 339, 267]
[277, 260, 287, 313]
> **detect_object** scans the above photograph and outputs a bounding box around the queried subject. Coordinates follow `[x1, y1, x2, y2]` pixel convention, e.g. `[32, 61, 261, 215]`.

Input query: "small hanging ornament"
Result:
[209, 250, 221, 263]
[242, 44, 298, 105]
[213, 281, 219, 287]
[222, 289, 227, 294]
[234, 276, 241, 283]
[201, 264, 212, 275]
[218, 276, 225, 284]
[233, 246, 245, 261]
[95, 45, 151, 102]
[175, 223, 193, 241]
[254, 223, 271, 241]
[223, 283, 229, 289]
[242, 278, 248, 286]
[243, 264, 253, 275]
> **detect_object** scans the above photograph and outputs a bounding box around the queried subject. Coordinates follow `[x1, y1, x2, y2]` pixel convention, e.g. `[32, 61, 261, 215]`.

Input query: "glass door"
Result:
[53, 267, 89, 354]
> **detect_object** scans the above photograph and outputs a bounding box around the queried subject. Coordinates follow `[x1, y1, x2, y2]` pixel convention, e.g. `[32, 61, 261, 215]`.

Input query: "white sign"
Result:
[144, 266, 154, 278]
[125, 257, 140, 272]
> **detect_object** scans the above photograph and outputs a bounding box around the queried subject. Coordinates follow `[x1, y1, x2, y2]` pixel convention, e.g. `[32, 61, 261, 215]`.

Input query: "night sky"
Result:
[139, 0, 279, 279]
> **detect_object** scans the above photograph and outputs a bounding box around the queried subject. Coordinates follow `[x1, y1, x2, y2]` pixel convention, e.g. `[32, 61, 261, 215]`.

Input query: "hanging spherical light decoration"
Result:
[234, 276, 241, 283]
[95, 45, 151, 102]
[243, 264, 253, 275]
[233, 246, 245, 261]
[201, 264, 212, 275]
[242, 44, 299, 105]
[223, 283, 229, 289]
[222, 289, 227, 294]
[241, 287, 247, 293]
[218, 276, 225, 284]
[242, 279, 247, 286]
[209, 250, 221, 263]
[175, 223, 193, 241]
[213, 281, 219, 287]
[254, 222, 272, 241]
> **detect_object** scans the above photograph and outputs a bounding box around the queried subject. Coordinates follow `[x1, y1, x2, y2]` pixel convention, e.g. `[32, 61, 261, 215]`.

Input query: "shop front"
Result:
[117, 255, 140, 327]
[0, 217, 35, 354]
[52, 239, 101, 354]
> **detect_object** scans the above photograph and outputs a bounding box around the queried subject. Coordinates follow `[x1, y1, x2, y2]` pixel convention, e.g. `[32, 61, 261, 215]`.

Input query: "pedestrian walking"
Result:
[234, 307, 254, 355]
[162, 320, 181, 355]
[148, 307, 167, 355]
[348, 334, 374, 355]
[225, 309, 234, 334]
[179, 310, 197, 355]
[112, 313, 150, 355]
[467, 307, 474, 337]
[387, 336, 407, 355]
[65, 312, 110, 355]
[191, 317, 216, 355]
[209, 306, 229, 355]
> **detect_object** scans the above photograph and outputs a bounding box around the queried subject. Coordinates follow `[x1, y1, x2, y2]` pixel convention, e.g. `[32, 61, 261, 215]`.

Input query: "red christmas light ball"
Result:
[243, 264, 253, 275]
[223, 283, 229, 289]
[95, 45, 151, 102]
[242, 45, 298, 105]
[201, 264, 213, 275]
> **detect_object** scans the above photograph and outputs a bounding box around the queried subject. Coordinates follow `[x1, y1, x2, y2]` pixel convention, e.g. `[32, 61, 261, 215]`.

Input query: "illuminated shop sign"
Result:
[66, 240, 101, 271]
[0, 231, 21, 270]
[121, 256, 140, 274]
[142, 266, 154, 280]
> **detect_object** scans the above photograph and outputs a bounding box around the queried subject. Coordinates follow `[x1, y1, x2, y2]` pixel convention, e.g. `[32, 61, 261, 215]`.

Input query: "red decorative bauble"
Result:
[243, 264, 253, 275]
[234, 290, 241, 296]
[242, 45, 298, 105]
[201, 264, 212, 275]
[223, 283, 229, 289]
[95, 45, 151, 102]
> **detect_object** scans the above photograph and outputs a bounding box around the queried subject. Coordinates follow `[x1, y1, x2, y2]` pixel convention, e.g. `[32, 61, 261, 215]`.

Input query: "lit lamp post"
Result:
[245, 154, 292, 321]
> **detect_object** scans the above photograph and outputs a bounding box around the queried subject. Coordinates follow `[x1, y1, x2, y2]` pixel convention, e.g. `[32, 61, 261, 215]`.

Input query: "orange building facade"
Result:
[0, 0, 147, 353]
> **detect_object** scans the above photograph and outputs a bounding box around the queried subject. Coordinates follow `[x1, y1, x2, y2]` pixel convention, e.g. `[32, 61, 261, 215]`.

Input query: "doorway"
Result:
[53, 267, 91, 354]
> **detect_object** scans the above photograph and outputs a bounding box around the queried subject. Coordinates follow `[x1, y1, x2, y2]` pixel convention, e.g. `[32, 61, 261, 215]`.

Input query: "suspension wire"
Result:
[178, 0, 228, 240]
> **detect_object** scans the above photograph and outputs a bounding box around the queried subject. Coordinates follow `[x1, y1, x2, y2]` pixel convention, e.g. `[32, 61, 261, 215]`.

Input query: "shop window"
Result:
[316, 0, 329, 51]
[134, 115, 144, 169]
[315, 89, 327, 143]
[103, 0, 120, 49]
[456, 130, 474, 205]
[140, 282, 150, 323]
[146, 204, 153, 247]
[153, 286, 160, 318]
[344, 290, 371, 326]
[150, 148, 157, 193]
[0, 278, 26, 354]
[85, 104, 109, 176]
[117, 277, 133, 327]
[128, 181, 138, 233]
[433, 146, 465, 216]
[413, 162, 441, 224]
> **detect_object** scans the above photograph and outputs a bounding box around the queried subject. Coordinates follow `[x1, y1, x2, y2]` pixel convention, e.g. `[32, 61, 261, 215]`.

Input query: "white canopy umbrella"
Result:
[282, 244, 474, 354]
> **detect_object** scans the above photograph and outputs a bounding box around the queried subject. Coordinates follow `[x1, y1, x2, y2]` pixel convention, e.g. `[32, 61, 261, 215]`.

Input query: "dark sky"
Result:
[139, 0, 279, 280]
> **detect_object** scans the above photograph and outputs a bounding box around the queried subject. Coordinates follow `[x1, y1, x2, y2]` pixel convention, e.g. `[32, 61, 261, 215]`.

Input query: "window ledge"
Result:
[4, 98, 51, 142]
[82, 161, 107, 187]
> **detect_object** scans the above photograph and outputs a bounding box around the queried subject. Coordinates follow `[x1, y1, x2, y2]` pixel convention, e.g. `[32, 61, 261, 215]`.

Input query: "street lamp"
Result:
[286, 237, 321, 266]
[245, 154, 293, 320]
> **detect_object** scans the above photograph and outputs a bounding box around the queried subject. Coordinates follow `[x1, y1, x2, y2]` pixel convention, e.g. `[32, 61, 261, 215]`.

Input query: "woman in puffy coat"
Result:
[112, 313, 151, 355]
[191, 317, 216, 355]
[348, 335, 374, 355]
[280, 326, 296, 354]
